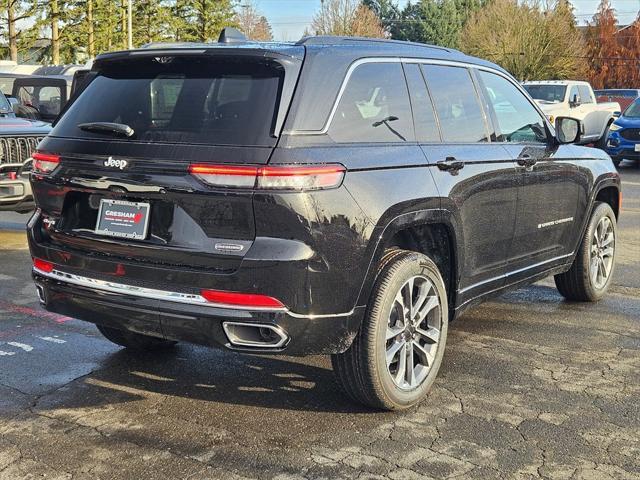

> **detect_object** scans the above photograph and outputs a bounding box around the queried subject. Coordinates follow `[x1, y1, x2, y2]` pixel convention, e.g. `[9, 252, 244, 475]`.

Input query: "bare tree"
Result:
[236, 1, 273, 41]
[460, 0, 586, 80]
[310, 0, 386, 38]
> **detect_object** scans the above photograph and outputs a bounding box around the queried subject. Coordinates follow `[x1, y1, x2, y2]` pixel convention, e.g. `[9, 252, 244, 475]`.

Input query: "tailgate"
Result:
[30, 51, 303, 273]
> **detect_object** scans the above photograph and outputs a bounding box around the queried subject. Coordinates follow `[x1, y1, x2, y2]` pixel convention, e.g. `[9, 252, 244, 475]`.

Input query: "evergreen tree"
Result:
[362, 0, 400, 33]
[181, 0, 237, 42]
[133, 0, 174, 46]
[1, 0, 36, 61]
[391, 0, 464, 48]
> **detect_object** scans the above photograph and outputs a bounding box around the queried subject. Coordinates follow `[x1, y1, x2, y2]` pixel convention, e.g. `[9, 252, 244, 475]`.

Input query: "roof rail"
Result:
[295, 35, 451, 52]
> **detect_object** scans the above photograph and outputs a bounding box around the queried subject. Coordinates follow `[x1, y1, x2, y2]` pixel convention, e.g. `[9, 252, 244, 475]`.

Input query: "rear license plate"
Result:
[95, 199, 150, 240]
[635, 144, 640, 152]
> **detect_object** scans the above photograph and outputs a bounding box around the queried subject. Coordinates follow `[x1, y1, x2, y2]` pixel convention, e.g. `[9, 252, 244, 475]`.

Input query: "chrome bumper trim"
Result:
[33, 267, 354, 319]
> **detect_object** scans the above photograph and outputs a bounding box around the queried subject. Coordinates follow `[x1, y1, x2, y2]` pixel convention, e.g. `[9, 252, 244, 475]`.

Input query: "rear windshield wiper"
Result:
[78, 122, 134, 138]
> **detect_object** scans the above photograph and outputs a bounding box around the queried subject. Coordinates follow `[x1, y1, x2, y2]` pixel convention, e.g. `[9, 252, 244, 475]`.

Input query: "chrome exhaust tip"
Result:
[35, 284, 46, 304]
[222, 322, 289, 349]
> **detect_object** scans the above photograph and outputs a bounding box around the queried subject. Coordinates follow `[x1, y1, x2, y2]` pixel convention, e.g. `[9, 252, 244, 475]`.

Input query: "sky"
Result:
[253, 0, 640, 41]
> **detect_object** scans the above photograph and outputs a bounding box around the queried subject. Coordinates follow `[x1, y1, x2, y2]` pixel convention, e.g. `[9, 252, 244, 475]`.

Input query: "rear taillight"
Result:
[32, 152, 60, 174]
[188, 164, 345, 191]
[33, 258, 54, 273]
[200, 289, 285, 309]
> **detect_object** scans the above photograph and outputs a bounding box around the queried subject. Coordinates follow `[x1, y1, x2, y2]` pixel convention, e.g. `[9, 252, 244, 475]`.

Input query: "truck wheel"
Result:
[96, 325, 177, 351]
[611, 156, 621, 168]
[332, 250, 448, 410]
[596, 122, 612, 150]
[554, 202, 617, 302]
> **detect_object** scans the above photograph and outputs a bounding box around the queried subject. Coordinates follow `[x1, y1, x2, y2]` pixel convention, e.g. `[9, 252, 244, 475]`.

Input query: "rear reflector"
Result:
[189, 164, 345, 190]
[32, 152, 60, 174]
[33, 258, 54, 273]
[200, 289, 285, 309]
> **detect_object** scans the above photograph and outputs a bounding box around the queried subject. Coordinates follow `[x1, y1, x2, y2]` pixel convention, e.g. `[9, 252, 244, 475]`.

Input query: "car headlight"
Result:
[609, 123, 622, 131]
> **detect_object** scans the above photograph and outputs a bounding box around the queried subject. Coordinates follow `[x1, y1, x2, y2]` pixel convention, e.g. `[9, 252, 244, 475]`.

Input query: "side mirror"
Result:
[555, 117, 582, 144]
[570, 94, 581, 108]
[613, 111, 621, 118]
[7, 96, 19, 111]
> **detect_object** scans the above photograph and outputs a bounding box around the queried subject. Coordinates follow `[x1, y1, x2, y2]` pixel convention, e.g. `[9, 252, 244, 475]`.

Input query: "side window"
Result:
[329, 62, 413, 143]
[578, 85, 594, 104]
[36, 86, 63, 116]
[403, 63, 440, 143]
[478, 71, 547, 144]
[421, 65, 488, 143]
[569, 85, 580, 104]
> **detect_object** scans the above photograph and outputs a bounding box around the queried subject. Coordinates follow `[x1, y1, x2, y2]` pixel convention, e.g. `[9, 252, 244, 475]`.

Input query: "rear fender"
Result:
[354, 208, 461, 309]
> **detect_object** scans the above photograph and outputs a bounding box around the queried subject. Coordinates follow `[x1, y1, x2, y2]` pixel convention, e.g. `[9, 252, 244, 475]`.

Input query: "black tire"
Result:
[96, 324, 177, 351]
[332, 249, 448, 410]
[554, 202, 617, 302]
[611, 156, 621, 168]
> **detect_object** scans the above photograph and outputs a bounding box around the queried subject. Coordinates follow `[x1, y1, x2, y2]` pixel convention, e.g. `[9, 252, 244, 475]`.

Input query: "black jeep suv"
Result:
[28, 31, 621, 410]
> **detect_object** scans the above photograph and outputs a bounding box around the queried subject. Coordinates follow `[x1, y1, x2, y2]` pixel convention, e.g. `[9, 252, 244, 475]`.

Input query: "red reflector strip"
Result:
[33, 258, 54, 273]
[32, 152, 61, 174]
[200, 289, 285, 309]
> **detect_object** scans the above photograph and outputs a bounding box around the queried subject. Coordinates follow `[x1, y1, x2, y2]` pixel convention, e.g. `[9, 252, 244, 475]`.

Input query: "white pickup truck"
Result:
[523, 80, 620, 147]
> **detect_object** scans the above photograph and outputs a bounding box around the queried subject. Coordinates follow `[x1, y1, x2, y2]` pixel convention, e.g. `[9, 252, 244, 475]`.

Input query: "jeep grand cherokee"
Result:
[28, 30, 621, 410]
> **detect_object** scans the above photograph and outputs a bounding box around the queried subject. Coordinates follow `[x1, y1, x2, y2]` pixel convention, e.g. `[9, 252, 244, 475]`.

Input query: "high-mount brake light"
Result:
[33, 258, 54, 273]
[188, 164, 346, 191]
[200, 289, 285, 309]
[32, 152, 61, 174]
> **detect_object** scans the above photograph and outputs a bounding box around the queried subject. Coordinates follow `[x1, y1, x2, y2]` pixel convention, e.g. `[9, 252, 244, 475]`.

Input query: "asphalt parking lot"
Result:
[0, 162, 638, 480]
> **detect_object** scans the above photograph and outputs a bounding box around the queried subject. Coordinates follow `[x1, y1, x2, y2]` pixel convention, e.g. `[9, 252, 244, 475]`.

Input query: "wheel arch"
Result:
[594, 184, 621, 219]
[355, 208, 461, 318]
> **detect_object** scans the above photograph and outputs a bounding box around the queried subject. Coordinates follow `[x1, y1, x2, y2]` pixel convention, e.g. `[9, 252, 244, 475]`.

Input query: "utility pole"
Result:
[128, 0, 133, 49]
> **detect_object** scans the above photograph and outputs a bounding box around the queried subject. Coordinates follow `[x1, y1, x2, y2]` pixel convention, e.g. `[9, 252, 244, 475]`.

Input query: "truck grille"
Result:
[620, 129, 640, 141]
[0, 136, 44, 165]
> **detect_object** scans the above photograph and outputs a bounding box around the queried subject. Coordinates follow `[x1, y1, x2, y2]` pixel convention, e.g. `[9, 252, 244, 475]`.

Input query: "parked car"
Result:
[29, 31, 621, 410]
[594, 88, 640, 112]
[0, 90, 50, 213]
[0, 72, 72, 123]
[523, 80, 620, 147]
[606, 96, 640, 167]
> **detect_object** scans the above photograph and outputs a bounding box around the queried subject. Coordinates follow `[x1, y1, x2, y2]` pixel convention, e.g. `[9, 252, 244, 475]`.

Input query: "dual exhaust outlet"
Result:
[222, 321, 289, 349]
[35, 282, 288, 350]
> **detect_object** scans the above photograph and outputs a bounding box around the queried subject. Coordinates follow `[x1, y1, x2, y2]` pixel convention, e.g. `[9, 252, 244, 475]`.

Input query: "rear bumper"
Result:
[32, 267, 364, 355]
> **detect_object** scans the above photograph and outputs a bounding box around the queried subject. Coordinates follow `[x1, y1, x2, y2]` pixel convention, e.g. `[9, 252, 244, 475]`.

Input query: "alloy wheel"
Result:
[385, 275, 442, 390]
[590, 216, 615, 290]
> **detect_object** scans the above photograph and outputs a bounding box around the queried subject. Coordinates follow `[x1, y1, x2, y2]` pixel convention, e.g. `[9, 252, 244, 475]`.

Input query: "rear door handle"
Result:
[437, 157, 465, 174]
[517, 154, 537, 168]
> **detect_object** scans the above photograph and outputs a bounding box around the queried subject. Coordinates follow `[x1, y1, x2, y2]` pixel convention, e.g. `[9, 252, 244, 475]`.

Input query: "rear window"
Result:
[51, 56, 285, 147]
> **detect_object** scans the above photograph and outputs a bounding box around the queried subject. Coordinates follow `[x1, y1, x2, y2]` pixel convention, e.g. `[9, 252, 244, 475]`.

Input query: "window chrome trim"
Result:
[33, 266, 353, 319]
[285, 56, 553, 137]
[285, 57, 402, 136]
